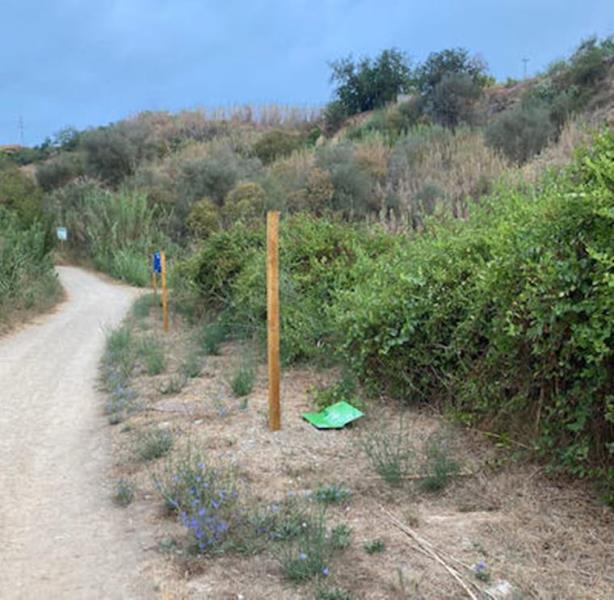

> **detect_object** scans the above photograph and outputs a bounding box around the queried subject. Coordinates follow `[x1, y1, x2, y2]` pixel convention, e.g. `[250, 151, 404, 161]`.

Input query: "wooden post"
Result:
[152, 271, 158, 302]
[267, 211, 281, 431]
[161, 251, 169, 333]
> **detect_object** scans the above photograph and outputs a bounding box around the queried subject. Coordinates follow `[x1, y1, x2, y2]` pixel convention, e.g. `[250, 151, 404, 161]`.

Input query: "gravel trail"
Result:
[0, 267, 151, 600]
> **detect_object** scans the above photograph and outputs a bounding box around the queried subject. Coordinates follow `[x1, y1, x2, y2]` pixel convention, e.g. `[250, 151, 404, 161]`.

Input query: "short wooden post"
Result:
[152, 271, 158, 302]
[267, 211, 281, 431]
[161, 251, 169, 333]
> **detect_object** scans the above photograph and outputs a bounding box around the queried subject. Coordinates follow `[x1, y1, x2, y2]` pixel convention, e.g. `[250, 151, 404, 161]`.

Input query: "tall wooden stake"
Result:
[152, 271, 158, 302]
[267, 211, 281, 431]
[161, 251, 169, 333]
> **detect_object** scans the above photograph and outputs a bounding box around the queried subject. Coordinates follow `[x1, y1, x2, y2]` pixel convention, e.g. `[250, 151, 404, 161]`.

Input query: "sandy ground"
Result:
[0, 267, 154, 600]
[108, 307, 614, 600]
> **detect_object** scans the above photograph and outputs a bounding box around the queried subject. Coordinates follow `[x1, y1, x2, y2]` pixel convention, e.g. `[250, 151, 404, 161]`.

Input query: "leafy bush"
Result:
[310, 371, 359, 410]
[186, 198, 220, 239]
[222, 182, 266, 224]
[36, 152, 85, 191]
[0, 167, 45, 225]
[338, 132, 614, 491]
[190, 222, 264, 307]
[80, 121, 158, 185]
[0, 207, 59, 322]
[315, 144, 377, 218]
[252, 130, 304, 164]
[231, 214, 392, 363]
[485, 99, 556, 164]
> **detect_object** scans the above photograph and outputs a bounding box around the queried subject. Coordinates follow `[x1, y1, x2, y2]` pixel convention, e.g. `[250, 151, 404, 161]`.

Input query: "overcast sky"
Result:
[1, 0, 612, 145]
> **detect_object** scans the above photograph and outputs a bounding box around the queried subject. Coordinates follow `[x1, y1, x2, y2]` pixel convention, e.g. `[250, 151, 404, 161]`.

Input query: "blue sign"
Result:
[56, 227, 68, 241]
[152, 251, 161, 273]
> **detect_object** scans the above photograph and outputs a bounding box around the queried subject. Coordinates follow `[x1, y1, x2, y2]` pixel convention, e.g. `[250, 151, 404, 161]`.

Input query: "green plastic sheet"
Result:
[303, 401, 364, 429]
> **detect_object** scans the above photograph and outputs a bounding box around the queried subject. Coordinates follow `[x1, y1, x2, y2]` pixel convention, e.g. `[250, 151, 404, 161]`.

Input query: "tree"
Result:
[430, 73, 482, 129]
[330, 49, 412, 116]
[414, 48, 488, 128]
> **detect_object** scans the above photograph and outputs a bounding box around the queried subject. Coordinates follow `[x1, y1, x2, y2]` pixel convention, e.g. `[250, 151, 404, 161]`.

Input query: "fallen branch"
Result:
[365, 470, 476, 481]
[379, 504, 491, 600]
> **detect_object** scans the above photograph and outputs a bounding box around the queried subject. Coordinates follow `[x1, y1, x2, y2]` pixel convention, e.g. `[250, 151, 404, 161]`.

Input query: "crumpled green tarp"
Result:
[303, 401, 364, 429]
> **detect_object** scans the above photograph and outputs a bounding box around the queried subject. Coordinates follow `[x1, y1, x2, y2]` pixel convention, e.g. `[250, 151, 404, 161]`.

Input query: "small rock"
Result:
[485, 580, 522, 599]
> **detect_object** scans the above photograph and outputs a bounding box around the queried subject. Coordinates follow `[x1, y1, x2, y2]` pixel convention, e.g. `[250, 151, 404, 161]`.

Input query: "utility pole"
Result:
[522, 58, 530, 80]
[18, 116, 24, 145]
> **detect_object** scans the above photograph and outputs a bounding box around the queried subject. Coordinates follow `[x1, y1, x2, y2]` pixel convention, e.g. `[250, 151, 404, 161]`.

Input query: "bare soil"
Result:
[109, 306, 614, 600]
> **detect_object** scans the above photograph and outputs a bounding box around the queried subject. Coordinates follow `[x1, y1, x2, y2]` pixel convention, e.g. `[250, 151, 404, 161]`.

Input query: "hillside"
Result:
[0, 33, 612, 599]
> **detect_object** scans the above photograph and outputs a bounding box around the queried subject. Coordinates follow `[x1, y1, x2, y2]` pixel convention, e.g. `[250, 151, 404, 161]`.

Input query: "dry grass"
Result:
[105, 307, 614, 600]
[391, 129, 509, 228]
[520, 119, 600, 183]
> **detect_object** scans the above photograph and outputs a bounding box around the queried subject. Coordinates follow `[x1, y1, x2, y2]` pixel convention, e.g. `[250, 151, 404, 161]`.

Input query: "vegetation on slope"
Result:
[0, 167, 60, 331]
[1, 36, 612, 494]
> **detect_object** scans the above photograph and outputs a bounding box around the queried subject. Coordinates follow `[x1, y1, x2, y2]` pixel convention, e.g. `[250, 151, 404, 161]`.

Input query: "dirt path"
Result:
[0, 267, 152, 600]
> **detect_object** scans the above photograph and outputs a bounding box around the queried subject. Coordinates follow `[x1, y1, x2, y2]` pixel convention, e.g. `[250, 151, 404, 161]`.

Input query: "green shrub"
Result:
[420, 431, 460, 492]
[139, 335, 166, 375]
[181, 348, 203, 379]
[0, 207, 59, 322]
[363, 539, 385, 554]
[231, 214, 393, 364]
[230, 358, 255, 397]
[186, 198, 220, 239]
[338, 131, 614, 492]
[222, 182, 266, 224]
[313, 484, 351, 505]
[0, 167, 45, 225]
[316, 588, 353, 600]
[360, 417, 415, 486]
[177, 146, 260, 207]
[36, 152, 85, 191]
[253, 130, 304, 164]
[190, 222, 264, 307]
[80, 121, 158, 185]
[323, 100, 348, 135]
[275, 506, 347, 583]
[485, 99, 556, 164]
[103, 325, 135, 377]
[132, 294, 153, 319]
[113, 479, 135, 507]
[310, 372, 359, 410]
[315, 144, 377, 218]
[199, 320, 229, 355]
[136, 427, 174, 461]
